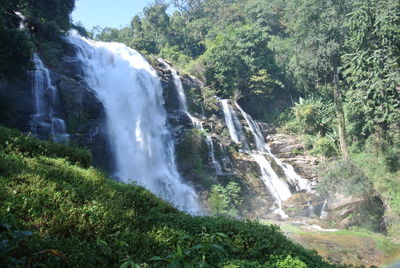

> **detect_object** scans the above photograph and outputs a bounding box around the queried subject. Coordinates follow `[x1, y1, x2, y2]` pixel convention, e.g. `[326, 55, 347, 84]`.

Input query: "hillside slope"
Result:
[0, 126, 338, 267]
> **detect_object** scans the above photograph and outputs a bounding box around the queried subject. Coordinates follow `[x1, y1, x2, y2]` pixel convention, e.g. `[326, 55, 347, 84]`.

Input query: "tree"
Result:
[0, 0, 75, 78]
[284, 0, 354, 157]
[343, 0, 400, 144]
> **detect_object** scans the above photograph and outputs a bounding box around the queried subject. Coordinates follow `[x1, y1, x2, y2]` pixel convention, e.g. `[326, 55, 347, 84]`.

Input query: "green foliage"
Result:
[159, 45, 192, 68]
[0, 18, 34, 79]
[201, 24, 282, 101]
[187, 85, 219, 116]
[292, 97, 335, 136]
[342, 0, 400, 137]
[0, 126, 335, 267]
[351, 142, 400, 236]
[209, 182, 242, 217]
[317, 159, 385, 231]
[0, 0, 75, 78]
[0, 125, 92, 168]
[175, 128, 213, 187]
[311, 137, 338, 158]
[317, 159, 374, 199]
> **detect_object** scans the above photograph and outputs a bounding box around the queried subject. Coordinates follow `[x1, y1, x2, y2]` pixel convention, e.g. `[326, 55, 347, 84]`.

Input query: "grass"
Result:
[0, 125, 338, 267]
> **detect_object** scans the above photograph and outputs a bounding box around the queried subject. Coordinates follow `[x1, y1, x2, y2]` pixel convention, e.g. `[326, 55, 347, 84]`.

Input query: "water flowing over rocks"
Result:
[0, 33, 335, 220]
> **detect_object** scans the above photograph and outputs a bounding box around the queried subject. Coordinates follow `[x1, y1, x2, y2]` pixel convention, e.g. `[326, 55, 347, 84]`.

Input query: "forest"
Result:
[0, 0, 399, 266]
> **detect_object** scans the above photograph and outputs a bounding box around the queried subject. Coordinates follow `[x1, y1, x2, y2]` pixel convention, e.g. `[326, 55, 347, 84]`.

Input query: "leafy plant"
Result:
[209, 182, 242, 217]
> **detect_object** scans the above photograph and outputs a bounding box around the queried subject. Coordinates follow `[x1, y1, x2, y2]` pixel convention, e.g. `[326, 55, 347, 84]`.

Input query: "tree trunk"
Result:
[332, 57, 349, 158]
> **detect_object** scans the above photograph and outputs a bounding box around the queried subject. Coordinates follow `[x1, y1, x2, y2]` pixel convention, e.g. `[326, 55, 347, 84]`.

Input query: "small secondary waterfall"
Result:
[235, 102, 312, 192]
[31, 54, 68, 143]
[160, 59, 223, 175]
[221, 99, 311, 215]
[220, 100, 250, 151]
[67, 33, 200, 214]
[221, 100, 240, 143]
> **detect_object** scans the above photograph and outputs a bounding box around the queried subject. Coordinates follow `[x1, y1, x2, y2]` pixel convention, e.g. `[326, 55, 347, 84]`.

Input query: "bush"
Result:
[352, 148, 400, 236]
[311, 137, 337, 158]
[209, 182, 242, 217]
[317, 159, 374, 199]
[0, 125, 92, 168]
[0, 126, 335, 267]
[317, 159, 385, 232]
[292, 97, 335, 136]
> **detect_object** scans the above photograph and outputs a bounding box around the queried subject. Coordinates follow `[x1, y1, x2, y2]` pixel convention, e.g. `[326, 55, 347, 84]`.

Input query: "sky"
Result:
[72, 0, 153, 30]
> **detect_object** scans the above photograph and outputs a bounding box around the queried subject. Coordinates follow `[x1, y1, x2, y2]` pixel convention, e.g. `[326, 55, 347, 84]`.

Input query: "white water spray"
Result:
[67, 32, 200, 214]
[235, 102, 312, 192]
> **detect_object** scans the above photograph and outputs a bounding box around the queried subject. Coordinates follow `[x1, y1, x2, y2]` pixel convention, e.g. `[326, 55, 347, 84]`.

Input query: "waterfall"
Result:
[31, 54, 69, 143]
[221, 100, 240, 143]
[221, 99, 313, 216]
[220, 100, 290, 207]
[66, 32, 200, 214]
[252, 154, 292, 204]
[205, 135, 223, 175]
[160, 59, 223, 175]
[320, 200, 328, 219]
[220, 100, 250, 151]
[235, 102, 312, 192]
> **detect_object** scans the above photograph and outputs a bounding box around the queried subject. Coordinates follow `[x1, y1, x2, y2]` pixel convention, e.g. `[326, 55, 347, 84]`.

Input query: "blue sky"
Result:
[72, 0, 153, 30]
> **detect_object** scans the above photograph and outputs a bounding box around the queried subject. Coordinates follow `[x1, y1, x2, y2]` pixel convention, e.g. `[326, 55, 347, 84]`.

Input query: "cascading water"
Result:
[220, 100, 290, 209]
[220, 100, 249, 151]
[160, 59, 223, 175]
[31, 54, 69, 143]
[221, 100, 240, 143]
[67, 32, 200, 214]
[235, 102, 312, 192]
[221, 99, 312, 216]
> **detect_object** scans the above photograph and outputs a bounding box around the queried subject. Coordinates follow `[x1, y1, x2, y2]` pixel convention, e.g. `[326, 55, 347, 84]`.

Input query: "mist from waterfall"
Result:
[66, 32, 200, 214]
[31, 54, 69, 143]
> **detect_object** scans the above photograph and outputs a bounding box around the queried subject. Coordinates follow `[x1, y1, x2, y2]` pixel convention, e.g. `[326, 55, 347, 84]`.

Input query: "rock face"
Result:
[0, 41, 112, 171]
[0, 77, 35, 132]
[283, 192, 324, 217]
[49, 42, 112, 171]
[268, 133, 319, 184]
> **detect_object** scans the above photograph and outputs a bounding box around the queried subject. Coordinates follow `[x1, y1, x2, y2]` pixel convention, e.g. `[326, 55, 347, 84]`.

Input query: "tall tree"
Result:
[285, 0, 354, 157]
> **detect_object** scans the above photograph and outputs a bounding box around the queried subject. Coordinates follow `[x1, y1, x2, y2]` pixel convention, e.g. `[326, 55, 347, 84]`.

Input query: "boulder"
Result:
[283, 192, 325, 217]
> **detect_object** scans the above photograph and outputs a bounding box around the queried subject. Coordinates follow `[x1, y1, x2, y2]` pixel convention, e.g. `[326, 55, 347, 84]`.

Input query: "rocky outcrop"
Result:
[268, 133, 319, 184]
[283, 192, 324, 217]
[0, 40, 112, 171]
[0, 77, 35, 132]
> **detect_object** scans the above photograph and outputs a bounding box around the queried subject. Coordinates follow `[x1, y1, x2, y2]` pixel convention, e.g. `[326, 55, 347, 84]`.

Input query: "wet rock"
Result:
[283, 192, 324, 217]
[267, 133, 319, 183]
[258, 122, 276, 136]
[323, 195, 366, 228]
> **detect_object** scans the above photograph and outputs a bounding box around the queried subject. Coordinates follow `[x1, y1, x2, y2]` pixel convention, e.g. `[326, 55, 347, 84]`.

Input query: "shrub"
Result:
[0, 126, 336, 267]
[311, 137, 338, 158]
[0, 125, 91, 168]
[209, 182, 242, 217]
[317, 159, 374, 199]
[292, 97, 335, 136]
[317, 159, 385, 232]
